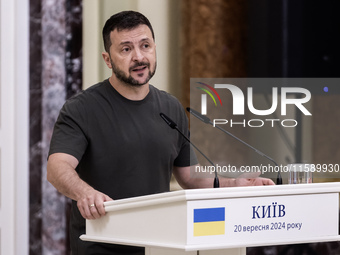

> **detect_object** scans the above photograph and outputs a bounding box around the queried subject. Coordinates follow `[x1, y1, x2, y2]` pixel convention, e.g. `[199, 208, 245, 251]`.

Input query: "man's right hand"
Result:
[77, 188, 113, 220]
[47, 153, 113, 220]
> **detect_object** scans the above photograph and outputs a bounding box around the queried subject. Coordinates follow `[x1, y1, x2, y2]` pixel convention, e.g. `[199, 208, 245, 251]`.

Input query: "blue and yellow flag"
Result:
[193, 207, 225, 236]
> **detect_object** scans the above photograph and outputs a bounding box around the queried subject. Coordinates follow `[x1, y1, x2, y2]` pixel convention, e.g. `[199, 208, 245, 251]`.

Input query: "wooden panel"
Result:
[181, 0, 249, 168]
[312, 95, 340, 182]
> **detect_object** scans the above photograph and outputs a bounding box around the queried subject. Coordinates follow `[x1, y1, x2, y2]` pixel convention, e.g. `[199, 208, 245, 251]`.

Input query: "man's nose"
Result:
[132, 48, 144, 62]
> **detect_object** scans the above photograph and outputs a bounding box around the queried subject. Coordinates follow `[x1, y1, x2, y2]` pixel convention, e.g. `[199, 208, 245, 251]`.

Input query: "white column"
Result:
[83, 0, 102, 88]
[0, 0, 29, 254]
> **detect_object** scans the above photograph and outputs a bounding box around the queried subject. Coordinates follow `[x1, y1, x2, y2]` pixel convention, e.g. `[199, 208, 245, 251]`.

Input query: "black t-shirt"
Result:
[48, 79, 197, 254]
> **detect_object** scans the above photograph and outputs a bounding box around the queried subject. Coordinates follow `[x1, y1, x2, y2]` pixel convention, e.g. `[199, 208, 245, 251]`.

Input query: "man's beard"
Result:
[110, 58, 156, 86]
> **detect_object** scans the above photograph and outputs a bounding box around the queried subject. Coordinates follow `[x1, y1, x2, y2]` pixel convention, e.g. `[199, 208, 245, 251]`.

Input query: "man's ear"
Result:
[101, 52, 112, 69]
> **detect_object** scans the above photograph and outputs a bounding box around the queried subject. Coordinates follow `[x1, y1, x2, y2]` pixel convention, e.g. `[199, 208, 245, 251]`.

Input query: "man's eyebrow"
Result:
[119, 41, 132, 46]
[140, 38, 151, 43]
[119, 38, 151, 46]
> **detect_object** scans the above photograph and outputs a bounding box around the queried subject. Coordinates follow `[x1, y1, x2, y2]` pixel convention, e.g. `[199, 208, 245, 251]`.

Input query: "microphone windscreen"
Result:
[160, 113, 177, 129]
[186, 107, 211, 124]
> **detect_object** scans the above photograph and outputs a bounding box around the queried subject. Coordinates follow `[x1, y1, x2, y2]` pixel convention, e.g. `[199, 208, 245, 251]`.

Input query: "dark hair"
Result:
[102, 11, 155, 52]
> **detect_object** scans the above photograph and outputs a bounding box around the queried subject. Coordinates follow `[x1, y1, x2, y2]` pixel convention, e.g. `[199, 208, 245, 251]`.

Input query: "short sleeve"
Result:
[48, 98, 88, 161]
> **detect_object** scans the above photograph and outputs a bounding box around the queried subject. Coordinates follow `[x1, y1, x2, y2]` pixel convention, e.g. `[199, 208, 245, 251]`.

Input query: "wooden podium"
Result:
[81, 182, 340, 255]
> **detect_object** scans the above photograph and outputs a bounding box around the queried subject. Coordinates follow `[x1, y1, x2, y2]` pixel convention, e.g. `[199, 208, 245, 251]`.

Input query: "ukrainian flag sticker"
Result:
[193, 207, 225, 237]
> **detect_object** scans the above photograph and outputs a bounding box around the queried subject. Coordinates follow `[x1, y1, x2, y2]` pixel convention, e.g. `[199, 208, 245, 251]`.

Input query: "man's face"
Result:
[105, 25, 157, 86]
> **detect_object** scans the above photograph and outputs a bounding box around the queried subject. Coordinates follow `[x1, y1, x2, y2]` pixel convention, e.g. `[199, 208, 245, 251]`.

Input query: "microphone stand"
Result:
[160, 113, 220, 188]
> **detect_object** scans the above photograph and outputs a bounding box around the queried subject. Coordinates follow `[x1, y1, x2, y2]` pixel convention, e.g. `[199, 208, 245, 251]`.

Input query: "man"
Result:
[47, 11, 274, 255]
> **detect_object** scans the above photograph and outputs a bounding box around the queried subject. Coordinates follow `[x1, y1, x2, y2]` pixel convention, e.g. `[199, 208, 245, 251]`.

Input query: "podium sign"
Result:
[81, 183, 340, 253]
[187, 193, 338, 249]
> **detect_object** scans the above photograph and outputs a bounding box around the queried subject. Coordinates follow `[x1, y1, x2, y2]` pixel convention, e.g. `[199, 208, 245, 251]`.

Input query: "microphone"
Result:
[159, 113, 220, 188]
[186, 107, 282, 185]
